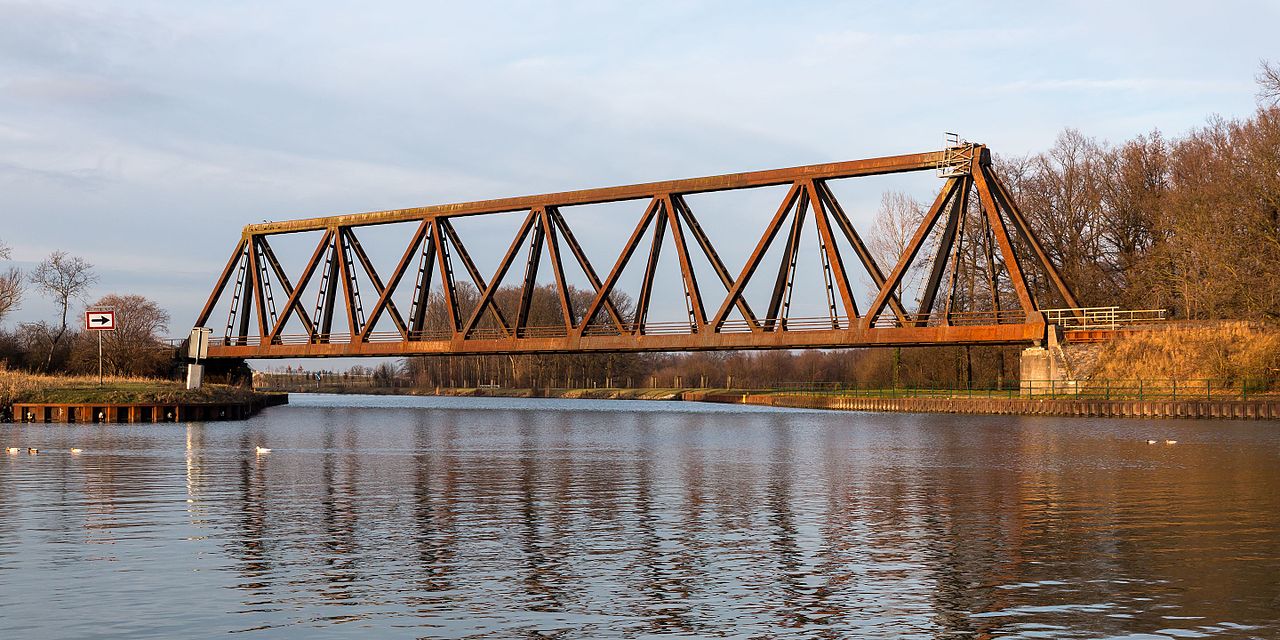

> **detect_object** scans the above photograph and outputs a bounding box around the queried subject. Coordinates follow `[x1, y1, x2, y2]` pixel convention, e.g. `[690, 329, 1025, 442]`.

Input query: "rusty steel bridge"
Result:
[194, 142, 1114, 360]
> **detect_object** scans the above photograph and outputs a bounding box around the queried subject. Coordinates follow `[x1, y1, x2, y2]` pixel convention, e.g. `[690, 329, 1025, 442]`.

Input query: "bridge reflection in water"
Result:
[2, 395, 1277, 637]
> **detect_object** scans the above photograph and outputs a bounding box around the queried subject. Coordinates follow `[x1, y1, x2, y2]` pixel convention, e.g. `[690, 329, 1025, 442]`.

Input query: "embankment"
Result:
[692, 392, 1280, 420]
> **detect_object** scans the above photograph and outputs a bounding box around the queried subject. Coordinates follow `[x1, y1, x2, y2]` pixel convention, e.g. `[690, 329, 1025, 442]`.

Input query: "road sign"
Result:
[85, 310, 116, 331]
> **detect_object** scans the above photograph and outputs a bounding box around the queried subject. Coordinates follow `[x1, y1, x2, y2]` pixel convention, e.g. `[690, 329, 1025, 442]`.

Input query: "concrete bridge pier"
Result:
[1020, 325, 1076, 396]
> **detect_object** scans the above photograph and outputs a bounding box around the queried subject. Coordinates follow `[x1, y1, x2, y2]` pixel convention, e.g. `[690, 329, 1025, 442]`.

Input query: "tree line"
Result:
[401, 64, 1280, 389]
[0, 246, 174, 377]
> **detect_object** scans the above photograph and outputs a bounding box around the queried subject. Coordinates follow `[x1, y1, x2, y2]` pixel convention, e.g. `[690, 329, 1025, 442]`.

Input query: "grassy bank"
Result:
[1087, 321, 1280, 381]
[1, 370, 258, 411]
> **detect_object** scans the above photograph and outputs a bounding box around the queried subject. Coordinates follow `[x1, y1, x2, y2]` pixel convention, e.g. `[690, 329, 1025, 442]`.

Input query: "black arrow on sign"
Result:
[92, 316, 110, 325]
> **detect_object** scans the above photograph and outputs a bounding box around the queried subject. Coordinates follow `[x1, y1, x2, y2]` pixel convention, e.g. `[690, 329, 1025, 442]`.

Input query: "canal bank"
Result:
[694, 391, 1280, 420]
[252, 382, 1280, 420]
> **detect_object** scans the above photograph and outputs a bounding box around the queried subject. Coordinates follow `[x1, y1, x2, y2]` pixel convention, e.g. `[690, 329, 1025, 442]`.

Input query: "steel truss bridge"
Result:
[195, 143, 1096, 359]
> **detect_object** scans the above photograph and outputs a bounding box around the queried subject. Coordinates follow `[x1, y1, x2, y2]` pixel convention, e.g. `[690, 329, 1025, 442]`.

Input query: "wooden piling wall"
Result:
[698, 393, 1280, 420]
[11, 393, 288, 424]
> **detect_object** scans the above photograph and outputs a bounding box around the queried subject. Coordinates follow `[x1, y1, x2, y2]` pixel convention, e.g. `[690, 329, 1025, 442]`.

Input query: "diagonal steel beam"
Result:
[915, 176, 969, 325]
[575, 197, 662, 337]
[350, 223, 427, 340]
[661, 194, 707, 329]
[806, 180, 859, 320]
[549, 208, 625, 331]
[258, 236, 317, 337]
[862, 177, 961, 328]
[972, 164, 1035, 314]
[710, 183, 802, 331]
[814, 180, 907, 321]
[439, 219, 512, 335]
[985, 166, 1082, 312]
[671, 195, 758, 328]
[540, 207, 576, 331]
[461, 210, 536, 337]
[196, 238, 248, 328]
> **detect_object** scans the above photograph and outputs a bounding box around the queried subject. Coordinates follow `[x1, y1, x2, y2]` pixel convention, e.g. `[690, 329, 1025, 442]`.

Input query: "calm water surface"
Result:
[1, 394, 1278, 639]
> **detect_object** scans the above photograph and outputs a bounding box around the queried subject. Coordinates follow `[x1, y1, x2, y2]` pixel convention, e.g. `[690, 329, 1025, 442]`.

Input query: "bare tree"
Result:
[869, 191, 928, 297]
[1258, 59, 1280, 106]
[70, 294, 171, 376]
[0, 240, 20, 324]
[29, 251, 97, 371]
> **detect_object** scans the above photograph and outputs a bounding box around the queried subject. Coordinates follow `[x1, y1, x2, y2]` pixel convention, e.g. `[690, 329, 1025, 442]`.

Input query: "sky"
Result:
[0, 0, 1276, 364]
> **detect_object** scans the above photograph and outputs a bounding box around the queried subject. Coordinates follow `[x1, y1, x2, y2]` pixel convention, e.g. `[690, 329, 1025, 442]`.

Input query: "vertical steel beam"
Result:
[335, 228, 360, 339]
[236, 249, 256, 345]
[765, 189, 807, 330]
[431, 219, 460, 334]
[248, 237, 269, 341]
[942, 181, 971, 324]
[409, 226, 437, 335]
[319, 231, 341, 340]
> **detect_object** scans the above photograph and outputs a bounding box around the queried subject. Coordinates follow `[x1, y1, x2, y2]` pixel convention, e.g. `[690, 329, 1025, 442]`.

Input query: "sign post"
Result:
[187, 327, 212, 390]
[85, 309, 117, 385]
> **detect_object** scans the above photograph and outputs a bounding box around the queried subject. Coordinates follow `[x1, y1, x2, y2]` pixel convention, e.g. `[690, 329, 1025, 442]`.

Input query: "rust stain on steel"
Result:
[197, 144, 1083, 359]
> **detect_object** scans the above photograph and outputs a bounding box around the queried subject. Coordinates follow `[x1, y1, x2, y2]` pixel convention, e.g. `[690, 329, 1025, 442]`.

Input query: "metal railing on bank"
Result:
[771, 379, 1277, 402]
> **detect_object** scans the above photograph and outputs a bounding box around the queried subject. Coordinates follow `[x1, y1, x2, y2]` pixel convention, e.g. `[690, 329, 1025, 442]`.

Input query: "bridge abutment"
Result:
[1020, 325, 1077, 396]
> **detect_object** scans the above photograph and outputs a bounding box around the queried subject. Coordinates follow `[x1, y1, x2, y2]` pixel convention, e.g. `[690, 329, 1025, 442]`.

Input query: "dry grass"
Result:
[1088, 321, 1280, 382]
[0, 369, 257, 410]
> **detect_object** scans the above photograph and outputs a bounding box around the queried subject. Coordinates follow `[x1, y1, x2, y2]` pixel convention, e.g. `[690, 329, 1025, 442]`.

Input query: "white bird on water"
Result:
[5, 447, 19, 454]
[255, 446, 271, 454]
[1146, 439, 1159, 445]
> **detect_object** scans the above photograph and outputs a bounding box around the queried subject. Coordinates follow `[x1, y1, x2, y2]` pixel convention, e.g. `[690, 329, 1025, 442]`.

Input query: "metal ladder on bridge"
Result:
[224, 244, 249, 343]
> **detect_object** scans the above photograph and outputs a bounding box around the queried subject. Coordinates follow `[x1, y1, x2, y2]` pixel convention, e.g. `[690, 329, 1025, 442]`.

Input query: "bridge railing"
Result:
[206, 310, 1045, 347]
[1043, 307, 1168, 330]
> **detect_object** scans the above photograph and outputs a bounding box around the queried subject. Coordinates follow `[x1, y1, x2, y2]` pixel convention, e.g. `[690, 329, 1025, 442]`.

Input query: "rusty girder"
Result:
[194, 144, 1080, 359]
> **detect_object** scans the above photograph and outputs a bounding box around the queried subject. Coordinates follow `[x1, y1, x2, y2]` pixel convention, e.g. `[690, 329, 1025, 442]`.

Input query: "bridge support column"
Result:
[1020, 325, 1075, 396]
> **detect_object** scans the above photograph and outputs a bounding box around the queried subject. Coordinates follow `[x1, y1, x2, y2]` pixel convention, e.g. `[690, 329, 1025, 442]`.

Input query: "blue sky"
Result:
[0, 0, 1275, 345]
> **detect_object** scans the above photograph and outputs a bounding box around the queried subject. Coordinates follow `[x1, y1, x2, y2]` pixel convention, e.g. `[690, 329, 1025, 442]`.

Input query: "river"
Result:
[1, 394, 1278, 638]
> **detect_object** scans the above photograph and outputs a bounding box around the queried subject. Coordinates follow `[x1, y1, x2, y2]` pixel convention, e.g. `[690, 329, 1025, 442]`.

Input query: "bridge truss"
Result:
[195, 143, 1080, 359]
